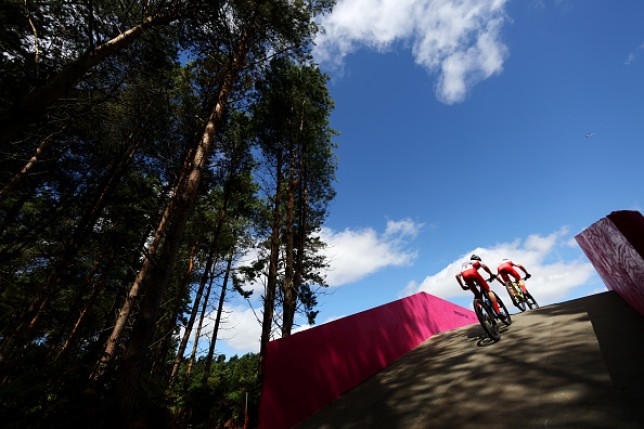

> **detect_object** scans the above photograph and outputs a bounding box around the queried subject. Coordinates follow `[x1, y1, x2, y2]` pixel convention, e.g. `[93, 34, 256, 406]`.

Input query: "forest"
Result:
[0, 0, 338, 427]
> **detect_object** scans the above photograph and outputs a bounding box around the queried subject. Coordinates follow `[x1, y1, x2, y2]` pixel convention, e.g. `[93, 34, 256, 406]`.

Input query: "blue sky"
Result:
[205, 0, 644, 357]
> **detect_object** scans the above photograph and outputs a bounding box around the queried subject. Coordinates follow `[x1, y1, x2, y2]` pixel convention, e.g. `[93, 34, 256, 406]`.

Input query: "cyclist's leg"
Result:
[505, 268, 527, 294]
[464, 280, 481, 300]
[504, 282, 517, 304]
[463, 271, 496, 310]
[474, 272, 501, 313]
[499, 271, 517, 300]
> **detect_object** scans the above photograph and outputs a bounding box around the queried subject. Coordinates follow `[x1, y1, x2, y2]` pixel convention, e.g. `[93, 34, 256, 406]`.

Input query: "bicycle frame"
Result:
[472, 285, 511, 341]
[509, 282, 525, 299]
[506, 277, 538, 311]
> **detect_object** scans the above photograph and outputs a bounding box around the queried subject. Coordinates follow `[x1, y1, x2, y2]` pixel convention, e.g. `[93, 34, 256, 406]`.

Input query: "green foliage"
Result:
[0, 0, 337, 427]
[169, 353, 260, 429]
[246, 56, 336, 334]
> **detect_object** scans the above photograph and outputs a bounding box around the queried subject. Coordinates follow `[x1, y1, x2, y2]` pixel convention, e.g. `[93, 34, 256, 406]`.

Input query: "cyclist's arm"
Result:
[514, 262, 529, 276]
[455, 273, 467, 289]
[481, 263, 494, 278]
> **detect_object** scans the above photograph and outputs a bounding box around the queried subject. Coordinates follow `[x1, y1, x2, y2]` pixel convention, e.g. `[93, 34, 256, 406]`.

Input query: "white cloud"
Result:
[625, 41, 644, 65]
[214, 219, 421, 354]
[176, 300, 263, 358]
[319, 218, 421, 286]
[403, 227, 596, 306]
[314, 0, 510, 103]
[199, 304, 262, 355]
[213, 225, 600, 356]
[293, 314, 344, 335]
[384, 218, 423, 242]
[218, 306, 350, 355]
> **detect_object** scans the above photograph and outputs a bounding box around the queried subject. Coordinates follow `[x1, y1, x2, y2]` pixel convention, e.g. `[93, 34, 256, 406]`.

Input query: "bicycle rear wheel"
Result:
[525, 291, 539, 309]
[474, 299, 500, 341]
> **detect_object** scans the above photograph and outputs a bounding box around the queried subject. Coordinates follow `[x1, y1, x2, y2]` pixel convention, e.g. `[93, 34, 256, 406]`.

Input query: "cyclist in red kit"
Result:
[456, 254, 504, 318]
[497, 259, 531, 307]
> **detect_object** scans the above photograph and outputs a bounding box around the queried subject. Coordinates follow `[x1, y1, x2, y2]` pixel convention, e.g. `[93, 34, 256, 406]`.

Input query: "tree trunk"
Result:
[258, 148, 283, 383]
[151, 239, 200, 377]
[34, 133, 141, 324]
[282, 146, 299, 336]
[89, 159, 190, 381]
[0, 134, 141, 365]
[0, 12, 177, 144]
[168, 181, 231, 386]
[283, 101, 306, 336]
[184, 266, 216, 390]
[0, 134, 51, 206]
[92, 30, 250, 390]
[293, 151, 309, 324]
[168, 251, 215, 388]
[202, 246, 234, 385]
[54, 255, 116, 363]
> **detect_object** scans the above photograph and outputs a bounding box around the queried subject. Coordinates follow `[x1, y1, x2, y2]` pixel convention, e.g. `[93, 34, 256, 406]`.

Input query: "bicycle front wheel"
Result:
[525, 291, 539, 309]
[474, 299, 500, 341]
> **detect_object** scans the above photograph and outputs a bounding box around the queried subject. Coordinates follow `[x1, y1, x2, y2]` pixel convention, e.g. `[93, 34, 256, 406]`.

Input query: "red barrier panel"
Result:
[258, 292, 477, 429]
[575, 210, 644, 316]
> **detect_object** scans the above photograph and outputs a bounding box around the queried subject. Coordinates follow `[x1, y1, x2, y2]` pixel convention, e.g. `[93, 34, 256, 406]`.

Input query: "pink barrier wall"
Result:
[575, 210, 644, 316]
[258, 292, 477, 429]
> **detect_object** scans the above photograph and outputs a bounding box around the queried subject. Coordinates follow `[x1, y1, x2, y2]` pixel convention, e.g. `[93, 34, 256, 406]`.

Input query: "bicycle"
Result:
[468, 277, 512, 342]
[506, 276, 539, 312]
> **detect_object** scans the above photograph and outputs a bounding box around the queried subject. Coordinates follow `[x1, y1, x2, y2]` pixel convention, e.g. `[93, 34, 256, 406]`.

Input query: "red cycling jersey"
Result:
[497, 260, 521, 283]
[461, 260, 491, 291]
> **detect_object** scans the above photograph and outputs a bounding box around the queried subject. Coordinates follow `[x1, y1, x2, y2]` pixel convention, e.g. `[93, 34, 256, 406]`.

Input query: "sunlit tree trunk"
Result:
[93, 31, 250, 396]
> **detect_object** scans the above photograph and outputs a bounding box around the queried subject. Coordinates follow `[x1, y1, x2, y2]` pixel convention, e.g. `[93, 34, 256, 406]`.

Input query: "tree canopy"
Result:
[0, 1, 337, 427]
